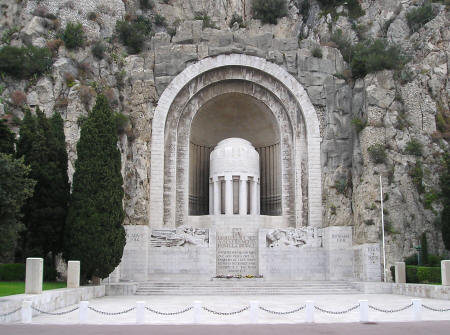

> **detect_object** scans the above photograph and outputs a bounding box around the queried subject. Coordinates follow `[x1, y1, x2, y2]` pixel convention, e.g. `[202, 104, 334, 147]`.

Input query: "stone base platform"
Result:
[134, 281, 360, 295]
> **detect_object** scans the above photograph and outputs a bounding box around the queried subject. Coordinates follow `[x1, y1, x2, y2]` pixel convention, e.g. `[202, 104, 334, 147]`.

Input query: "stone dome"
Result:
[210, 138, 260, 178]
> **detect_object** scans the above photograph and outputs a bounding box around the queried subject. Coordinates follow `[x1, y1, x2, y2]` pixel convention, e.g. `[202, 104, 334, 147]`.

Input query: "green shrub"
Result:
[404, 254, 418, 266]
[346, 0, 365, 19]
[140, 0, 154, 10]
[0, 264, 25, 281]
[368, 144, 387, 164]
[229, 13, 245, 28]
[61, 22, 85, 49]
[335, 177, 348, 194]
[406, 2, 436, 33]
[409, 160, 424, 193]
[351, 117, 366, 132]
[252, 0, 287, 25]
[428, 254, 445, 267]
[194, 11, 217, 29]
[115, 16, 152, 54]
[406, 266, 441, 283]
[154, 14, 167, 27]
[330, 29, 352, 63]
[91, 41, 105, 59]
[424, 191, 439, 209]
[311, 47, 323, 58]
[406, 265, 419, 283]
[405, 139, 423, 156]
[317, 0, 364, 19]
[0, 46, 52, 78]
[351, 39, 406, 78]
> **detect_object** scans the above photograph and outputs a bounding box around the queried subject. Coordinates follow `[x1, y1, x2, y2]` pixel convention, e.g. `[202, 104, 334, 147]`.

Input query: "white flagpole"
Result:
[380, 175, 386, 282]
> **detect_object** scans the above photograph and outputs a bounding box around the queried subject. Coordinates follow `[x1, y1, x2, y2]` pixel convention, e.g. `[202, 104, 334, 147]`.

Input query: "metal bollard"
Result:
[359, 300, 368, 323]
[412, 299, 422, 321]
[79, 301, 89, 324]
[21, 300, 32, 324]
[136, 301, 145, 324]
[193, 300, 202, 324]
[305, 300, 314, 323]
[249, 301, 259, 324]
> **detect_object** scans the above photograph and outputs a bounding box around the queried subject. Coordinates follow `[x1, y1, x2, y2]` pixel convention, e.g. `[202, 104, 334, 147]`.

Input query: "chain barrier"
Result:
[259, 305, 306, 315]
[314, 304, 360, 315]
[145, 306, 193, 315]
[88, 306, 135, 316]
[422, 304, 450, 312]
[368, 303, 413, 313]
[31, 305, 79, 316]
[202, 305, 249, 316]
[0, 307, 21, 317]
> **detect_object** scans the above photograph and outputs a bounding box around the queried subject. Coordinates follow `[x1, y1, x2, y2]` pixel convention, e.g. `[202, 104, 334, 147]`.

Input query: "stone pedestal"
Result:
[395, 262, 406, 283]
[67, 261, 80, 288]
[353, 244, 381, 282]
[442, 260, 450, 286]
[25, 258, 43, 294]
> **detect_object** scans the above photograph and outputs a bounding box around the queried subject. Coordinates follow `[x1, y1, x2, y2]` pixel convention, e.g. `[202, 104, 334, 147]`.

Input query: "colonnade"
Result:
[209, 175, 260, 215]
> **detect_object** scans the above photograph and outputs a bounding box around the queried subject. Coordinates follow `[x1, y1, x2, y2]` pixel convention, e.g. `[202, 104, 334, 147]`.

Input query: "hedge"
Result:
[0, 263, 57, 281]
[0, 264, 25, 281]
[406, 265, 441, 284]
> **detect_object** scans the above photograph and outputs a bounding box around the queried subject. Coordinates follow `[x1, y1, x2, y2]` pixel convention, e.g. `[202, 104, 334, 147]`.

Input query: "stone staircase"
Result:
[135, 281, 360, 295]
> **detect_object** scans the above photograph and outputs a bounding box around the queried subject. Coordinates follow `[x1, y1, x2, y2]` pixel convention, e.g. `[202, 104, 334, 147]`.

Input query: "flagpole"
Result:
[380, 175, 387, 282]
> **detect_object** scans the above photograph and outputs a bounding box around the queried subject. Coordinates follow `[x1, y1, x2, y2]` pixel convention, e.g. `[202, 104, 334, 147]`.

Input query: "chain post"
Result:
[193, 301, 202, 323]
[136, 301, 145, 324]
[79, 301, 89, 324]
[305, 300, 314, 323]
[249, 301, 259, 324]
[412, 299, 422, 321]
[359, 300, 368, 322]
[21, 300, 32, 324]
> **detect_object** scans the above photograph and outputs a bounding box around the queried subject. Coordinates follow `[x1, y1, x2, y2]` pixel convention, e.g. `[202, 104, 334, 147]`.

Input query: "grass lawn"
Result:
[0, 281, 66, 297]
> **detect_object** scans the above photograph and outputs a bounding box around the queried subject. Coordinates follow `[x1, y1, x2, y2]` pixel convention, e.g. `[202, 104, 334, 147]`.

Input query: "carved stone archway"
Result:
[150, 54, 322, 228]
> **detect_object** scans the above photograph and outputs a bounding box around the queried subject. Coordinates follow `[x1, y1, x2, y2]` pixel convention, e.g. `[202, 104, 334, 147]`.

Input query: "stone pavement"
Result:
[1, 321, 450, 335]
[23, 293, 450, 324]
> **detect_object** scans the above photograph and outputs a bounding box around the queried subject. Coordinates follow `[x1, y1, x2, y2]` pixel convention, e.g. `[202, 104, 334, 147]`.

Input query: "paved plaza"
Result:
[2, 321, 450, 335]
[22, 293, 450, 325]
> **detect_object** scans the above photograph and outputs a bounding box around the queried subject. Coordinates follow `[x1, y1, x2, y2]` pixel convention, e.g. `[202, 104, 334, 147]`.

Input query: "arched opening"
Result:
[188, 93, 281, 216]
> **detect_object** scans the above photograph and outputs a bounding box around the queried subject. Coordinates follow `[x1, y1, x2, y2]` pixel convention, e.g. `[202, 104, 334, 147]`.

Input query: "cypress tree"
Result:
[0, 119, 15, 154]
[47, 112, 70, 257]
[0, 153, 35, 262]
[441, 153, 450, 250]
[16, 108, 69, 261]
[64, 94, 125, 280]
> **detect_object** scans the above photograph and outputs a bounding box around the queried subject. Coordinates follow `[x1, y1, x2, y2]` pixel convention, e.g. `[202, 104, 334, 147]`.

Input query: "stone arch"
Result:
[150, 54, 322, 228]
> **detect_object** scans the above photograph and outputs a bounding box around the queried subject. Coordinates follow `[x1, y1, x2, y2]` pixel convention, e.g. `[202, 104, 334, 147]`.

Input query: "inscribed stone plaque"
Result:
[216, 228, 258, 276]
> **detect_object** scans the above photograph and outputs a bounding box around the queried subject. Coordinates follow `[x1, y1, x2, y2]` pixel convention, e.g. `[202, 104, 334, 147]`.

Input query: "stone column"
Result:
[213, 178, 221, 215]
[250, 177, 258, 215]
[225, 176, 233, 215]
[209, 180, 214, 215]
[67, 261, 80, 288]
[395, 262, 406, 283]
[25, 258, 43, 294]
[239, 176, 248, 215]
[442, 260, 450, 286]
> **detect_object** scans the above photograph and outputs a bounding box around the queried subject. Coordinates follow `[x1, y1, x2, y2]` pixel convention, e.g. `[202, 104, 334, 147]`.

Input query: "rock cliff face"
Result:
[0, 0, 448, 273]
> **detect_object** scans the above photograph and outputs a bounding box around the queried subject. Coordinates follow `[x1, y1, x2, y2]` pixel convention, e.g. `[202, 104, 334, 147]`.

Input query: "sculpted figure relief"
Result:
[151, 226, 209, 247]
[266, 228, 323, 248]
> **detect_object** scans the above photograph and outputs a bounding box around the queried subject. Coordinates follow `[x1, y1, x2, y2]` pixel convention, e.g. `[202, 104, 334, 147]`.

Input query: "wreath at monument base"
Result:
[214, 274, 264, 279]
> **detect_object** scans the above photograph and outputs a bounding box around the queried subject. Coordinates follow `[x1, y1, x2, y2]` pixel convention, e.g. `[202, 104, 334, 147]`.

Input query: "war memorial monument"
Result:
[114, 55, 380, 284]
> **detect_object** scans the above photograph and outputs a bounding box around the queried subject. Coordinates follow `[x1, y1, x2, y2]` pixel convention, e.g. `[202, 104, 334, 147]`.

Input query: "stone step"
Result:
[135, 281, 360, 295]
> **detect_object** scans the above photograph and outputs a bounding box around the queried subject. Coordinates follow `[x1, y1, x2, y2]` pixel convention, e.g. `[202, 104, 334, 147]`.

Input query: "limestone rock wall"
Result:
[0, 0, 448, 272]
